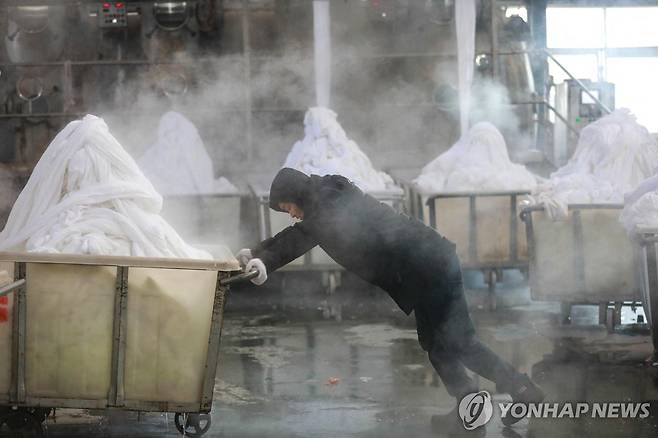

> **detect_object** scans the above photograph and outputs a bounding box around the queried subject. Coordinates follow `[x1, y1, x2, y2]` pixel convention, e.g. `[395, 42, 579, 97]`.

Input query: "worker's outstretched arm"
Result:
[252, 222, 318, 272]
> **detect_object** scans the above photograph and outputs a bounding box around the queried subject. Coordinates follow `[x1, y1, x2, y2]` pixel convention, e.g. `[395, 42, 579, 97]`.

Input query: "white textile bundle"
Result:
[284, 107, 396, 192]
[531, 109, 658, 219]
[413, 121, 538, 194]
[139, 111, 237, 195]
[0, 115, 211, 258]
[620, 172, 658, 232]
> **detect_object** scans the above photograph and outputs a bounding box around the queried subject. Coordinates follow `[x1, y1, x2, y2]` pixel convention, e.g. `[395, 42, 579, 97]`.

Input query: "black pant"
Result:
[415, 269, 522, 400]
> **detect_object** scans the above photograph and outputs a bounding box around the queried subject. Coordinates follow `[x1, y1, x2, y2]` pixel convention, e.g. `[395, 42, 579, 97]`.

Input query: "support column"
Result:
[313, 0, 331, 108]
[529, 0, 549, 151]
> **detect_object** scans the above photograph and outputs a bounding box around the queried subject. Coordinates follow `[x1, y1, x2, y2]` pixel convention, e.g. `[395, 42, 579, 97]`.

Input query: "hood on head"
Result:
[269, 168, 312, 212]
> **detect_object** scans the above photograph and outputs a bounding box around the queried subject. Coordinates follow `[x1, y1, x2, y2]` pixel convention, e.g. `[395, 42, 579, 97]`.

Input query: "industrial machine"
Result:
[551, 79, 615, 167]
[0, 1, 224, 168]
[4, 5, 68, 64]
[0, 165, 21, 229]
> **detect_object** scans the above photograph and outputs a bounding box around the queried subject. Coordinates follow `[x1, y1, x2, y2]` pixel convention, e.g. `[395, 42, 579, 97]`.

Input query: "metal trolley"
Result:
[521, 204, 641, 328]
[632, 228, 658, 358]
[0, 251, 247, 437]
[387, 168, 424, 221]
[425, 191, 531, 310]
[248, 180, 405, 295]
[386, 171, 531, 310]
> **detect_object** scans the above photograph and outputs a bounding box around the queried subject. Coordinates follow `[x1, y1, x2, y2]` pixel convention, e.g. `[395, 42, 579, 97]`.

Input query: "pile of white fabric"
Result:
[139, 111, 237, 195]
[0, 115, 211, 258]
[620, 172, 658, 232]
[284, 107, 397, 193]
[414, 121, 538, 194]
[532, 109, 658, 219]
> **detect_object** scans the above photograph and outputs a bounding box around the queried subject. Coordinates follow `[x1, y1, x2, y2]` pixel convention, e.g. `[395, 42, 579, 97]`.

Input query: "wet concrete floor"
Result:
[2, 272, 658, 437]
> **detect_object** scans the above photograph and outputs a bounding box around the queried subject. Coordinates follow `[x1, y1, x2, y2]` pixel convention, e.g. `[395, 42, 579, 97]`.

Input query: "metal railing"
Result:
[491, 48, 612, 141]
[543, 48, 613, 116]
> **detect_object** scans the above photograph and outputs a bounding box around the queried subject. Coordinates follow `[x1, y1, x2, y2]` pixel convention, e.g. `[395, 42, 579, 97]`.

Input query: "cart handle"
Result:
[0, 279, 25, 297]
[219, 270, 259, 286]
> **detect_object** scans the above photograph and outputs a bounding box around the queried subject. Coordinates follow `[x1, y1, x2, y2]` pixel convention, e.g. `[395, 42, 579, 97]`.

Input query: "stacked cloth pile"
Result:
[413, 121, 538, 194]
[620, 173, 658, 232]
[0, 115, 210, 258]
[284, 107, 398, 193]
[531, 109, 658, 220]
[139, 111, 237, 195]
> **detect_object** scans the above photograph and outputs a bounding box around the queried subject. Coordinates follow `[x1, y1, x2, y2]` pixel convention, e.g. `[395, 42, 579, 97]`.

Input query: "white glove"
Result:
[245, 258, 267, 285]
[236, 248, 253, 268]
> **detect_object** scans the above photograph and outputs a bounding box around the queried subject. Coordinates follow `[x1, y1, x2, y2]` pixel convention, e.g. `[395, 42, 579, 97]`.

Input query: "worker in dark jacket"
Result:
[238, 168, 544, 430]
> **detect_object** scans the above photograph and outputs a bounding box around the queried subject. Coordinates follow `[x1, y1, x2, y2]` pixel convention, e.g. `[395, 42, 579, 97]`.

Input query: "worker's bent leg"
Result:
[433, 280, 525, 395]
[428, 341, 478, 399]
[416, 303, 477, 398]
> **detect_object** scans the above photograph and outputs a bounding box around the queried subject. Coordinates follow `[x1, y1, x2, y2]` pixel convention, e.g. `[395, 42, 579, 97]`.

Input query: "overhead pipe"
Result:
[313, 0, 331, 108]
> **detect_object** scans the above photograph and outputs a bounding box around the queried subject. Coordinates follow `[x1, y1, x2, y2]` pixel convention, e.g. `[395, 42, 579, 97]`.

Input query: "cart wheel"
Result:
[174, 413, 211, 437]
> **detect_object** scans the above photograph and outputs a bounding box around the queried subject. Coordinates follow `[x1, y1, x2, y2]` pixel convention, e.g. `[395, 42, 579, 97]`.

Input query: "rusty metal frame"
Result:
[509, 194, 519, 262]
[108, 266, 129, 407]
[520, 206, 537, 291]
[200, 272, 229, 412]
[636, 231, 658, 355]
[9, 262, 26, 405]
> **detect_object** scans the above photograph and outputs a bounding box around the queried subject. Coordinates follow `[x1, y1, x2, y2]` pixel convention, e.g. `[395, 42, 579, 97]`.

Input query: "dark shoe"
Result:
[501, 374, 545, 427]
[431, 406, 486, 436]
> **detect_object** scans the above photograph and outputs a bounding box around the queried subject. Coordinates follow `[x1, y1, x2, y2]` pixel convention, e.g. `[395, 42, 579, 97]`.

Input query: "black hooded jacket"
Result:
[253, 168, 459, 315]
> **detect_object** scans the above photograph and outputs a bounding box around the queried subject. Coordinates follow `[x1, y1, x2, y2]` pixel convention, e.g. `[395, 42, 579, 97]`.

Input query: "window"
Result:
[546, 6, 658, 132]
[606, 7, 658, 48]
[549, 54, 599, 84]
[607, 57, 658, 132]
[546, 8, 604, 49]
